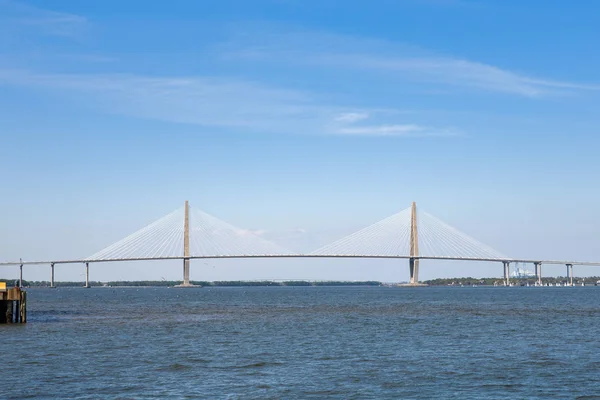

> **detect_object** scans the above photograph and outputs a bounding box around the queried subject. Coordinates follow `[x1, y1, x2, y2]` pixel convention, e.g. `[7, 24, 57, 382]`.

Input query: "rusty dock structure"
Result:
[0, 283, 27, 324]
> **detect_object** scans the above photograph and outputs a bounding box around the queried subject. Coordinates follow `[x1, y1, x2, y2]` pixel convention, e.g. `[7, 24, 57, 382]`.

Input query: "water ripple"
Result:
[3, 286, 600, 399]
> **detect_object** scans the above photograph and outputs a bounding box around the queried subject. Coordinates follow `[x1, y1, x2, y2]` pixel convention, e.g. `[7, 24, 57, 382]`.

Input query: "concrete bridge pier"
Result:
[176, 200, 197, 287]
[408, 202, 420, 285]
[566, 264, 573, 286]
[50, 263, 55, 288]
[183, 259, 190, 285]
[409, 258, 418, 284]
[183, 200, 191, 286]
[503, 261, 510, 286]
[84, 262, 90, 288]
[534, 262, 542, 286]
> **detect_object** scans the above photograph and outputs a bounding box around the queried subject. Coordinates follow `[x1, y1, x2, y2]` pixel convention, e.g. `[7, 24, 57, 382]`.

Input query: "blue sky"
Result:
[1, 0, 600, 282]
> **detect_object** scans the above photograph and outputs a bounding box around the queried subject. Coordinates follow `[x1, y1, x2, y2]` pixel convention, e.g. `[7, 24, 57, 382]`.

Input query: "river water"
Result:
[2, 286, 600, 399]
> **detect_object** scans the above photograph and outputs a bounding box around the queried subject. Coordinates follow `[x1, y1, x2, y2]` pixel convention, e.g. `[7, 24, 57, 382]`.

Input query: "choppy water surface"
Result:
[2, 286, 600, 399]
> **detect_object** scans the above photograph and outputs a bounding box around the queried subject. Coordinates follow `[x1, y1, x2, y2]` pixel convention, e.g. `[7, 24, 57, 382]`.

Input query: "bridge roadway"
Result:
[2, 255, 598, 288]
[2, 255, 600, 267]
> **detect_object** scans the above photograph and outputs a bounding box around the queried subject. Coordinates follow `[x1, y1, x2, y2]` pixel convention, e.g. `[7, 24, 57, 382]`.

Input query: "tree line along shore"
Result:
[2, 277, 600, 287]
[0, 279, 381, 288]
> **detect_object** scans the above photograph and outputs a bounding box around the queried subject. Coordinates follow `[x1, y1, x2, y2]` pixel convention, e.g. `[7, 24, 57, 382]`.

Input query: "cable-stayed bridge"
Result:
[2, 201, 599, 287]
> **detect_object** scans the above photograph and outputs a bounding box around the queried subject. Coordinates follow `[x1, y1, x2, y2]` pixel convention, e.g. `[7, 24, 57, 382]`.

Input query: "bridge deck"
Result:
[2, 255, 600, 267]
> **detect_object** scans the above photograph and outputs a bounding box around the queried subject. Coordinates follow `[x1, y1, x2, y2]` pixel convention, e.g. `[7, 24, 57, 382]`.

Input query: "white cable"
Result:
[87, 205, 295, 260]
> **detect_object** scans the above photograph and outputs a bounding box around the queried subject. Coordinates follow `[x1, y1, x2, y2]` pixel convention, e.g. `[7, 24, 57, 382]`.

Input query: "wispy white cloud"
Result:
[334, 112, 369, 123]
[260, 227, 312, 253]
[337, 125, 457, 137]
[225, 29, 600, 98]
[337, 124, 424, 136]
[0, 0, 86, 37]
[0, 70, 313, 128]
[0, 69, 455, 137]
[330, 110, 458, 136]
[318, 55, 600, 97]
[263, 227, 307, 239]
[236, 229, 268, 237]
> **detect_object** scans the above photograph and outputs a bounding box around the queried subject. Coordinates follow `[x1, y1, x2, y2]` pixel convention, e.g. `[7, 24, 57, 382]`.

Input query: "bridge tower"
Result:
[409, 201, 420, 285]
[183, 200, 191, 286]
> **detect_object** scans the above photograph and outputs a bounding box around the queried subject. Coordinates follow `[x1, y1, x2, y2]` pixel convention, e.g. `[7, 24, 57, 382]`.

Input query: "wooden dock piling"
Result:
[0, 285, 27, 324]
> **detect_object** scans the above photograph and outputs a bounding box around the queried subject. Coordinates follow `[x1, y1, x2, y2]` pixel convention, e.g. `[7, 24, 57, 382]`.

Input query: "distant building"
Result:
[510, 265, 535, 278]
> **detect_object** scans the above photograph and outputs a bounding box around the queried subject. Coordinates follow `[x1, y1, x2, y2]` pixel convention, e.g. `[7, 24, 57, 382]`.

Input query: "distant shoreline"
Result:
[3, 276, 600, 288]
[0, 280, 383, 288]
